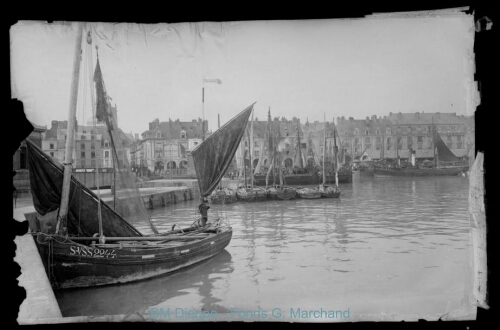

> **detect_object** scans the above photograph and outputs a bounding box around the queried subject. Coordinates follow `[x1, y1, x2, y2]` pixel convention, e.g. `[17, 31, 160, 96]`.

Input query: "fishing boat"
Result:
[373, 121, 469, 177]
[253, 121, 352, 185]
[236, 185, 268, 202]
[209, 187, 238, 204]
[25, 23, 254, 289]
[316, 114, 341, 198]
[235, 106, 268, 202]
[260, 108, 297, 201]
[296, 187, 321, 199]
[276, 186, 297, 200]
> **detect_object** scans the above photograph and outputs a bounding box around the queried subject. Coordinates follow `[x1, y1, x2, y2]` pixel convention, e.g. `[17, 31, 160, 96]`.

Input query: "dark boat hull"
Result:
[210, 189, 238, 204]
[236, 187, 268, 202]
[254, 172, 352, 186]
[33, 227, 232, 289]
[276, 187, 297, 200]
[373, 166, 468, 177]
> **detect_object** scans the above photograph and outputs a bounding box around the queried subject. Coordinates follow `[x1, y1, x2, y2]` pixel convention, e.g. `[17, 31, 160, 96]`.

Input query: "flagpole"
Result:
[202, 84, 205, 141]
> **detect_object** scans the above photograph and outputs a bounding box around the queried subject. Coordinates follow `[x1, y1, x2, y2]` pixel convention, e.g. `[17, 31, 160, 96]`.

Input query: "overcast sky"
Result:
[10, 9, 477, 136]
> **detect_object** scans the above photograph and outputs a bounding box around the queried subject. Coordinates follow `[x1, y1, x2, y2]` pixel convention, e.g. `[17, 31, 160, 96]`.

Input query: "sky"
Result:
[10, 8, 477, 136]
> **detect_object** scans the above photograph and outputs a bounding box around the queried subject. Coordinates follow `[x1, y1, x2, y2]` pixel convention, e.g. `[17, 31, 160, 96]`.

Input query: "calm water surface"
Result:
[55, 173, 475, 321]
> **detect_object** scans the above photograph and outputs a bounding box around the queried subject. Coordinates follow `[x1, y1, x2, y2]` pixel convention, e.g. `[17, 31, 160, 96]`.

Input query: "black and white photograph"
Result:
[10, 6, 490, 324]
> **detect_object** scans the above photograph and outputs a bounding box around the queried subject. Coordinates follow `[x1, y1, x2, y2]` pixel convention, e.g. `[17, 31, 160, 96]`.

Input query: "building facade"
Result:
[236, 112, 475, 172]
[131, 118, 207, 176]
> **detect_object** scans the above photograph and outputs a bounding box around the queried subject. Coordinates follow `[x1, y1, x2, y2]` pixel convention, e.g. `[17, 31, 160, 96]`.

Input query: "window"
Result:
[354, 129, 359, 135]
[104, 151, 110, 158]
[457, 135, 462, 142]
[376, 129, 380, 135]
[376, 137, 381, 143]
[254, 141, 259, 147]
[91, 151, 96, 159]
[49, 143, 54, 149]
[364, 137, 371, 143]
[81, 143, 85, 150]
[104, 139, 110, 147]
[81, 135, 86, 140]
[245, 141, 248, 147]
[417, 136, 423, 143]
[194, 142, 198, 146]
[50, 152, 54, 157]
[81, 151, 85, 158]
[365, 129, 369, 135]
[81, 160, 85, 168]
[447, 135, 452, 142]
[91, 143, 95, 149]
[91, 135, 95, 140]
[354, 138, 359, 144]
[91, 160, 96, 167]
[254, 151, 259, 157]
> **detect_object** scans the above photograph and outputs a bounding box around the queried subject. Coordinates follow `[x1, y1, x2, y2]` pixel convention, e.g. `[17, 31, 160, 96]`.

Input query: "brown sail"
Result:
[26, 138, 142, 237]
[191, 103, 255, 197]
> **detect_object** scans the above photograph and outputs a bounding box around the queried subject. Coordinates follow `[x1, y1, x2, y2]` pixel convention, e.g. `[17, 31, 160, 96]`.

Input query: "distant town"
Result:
[15, 108, 474, 183]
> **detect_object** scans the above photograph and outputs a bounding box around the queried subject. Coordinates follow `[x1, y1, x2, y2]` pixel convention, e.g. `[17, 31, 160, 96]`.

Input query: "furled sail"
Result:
[26, 138, 142, 237]
[192, 103, 255, 197]
[433, 125, 461, 162]
[94, 57, 158, 234]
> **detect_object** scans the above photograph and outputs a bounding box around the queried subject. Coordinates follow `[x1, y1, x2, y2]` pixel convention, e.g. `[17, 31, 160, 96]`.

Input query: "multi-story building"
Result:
[236, 112, 475, 172]
[133, 118, 207, 175]
[336, 112, 474, 161]
[42, 118, 134, 169]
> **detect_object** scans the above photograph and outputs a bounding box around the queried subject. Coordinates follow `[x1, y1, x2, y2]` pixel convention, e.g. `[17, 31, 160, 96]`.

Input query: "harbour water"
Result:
[54, 173, 475, 321]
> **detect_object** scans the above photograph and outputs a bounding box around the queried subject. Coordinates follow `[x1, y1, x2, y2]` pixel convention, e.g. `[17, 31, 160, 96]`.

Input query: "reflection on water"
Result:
[56, 175, 475, 320]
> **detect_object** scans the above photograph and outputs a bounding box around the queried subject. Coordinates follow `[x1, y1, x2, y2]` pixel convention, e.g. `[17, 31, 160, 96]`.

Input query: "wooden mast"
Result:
[432, 117, 438, 168]
[56, 22, 84, 235]
[322, 114, 326, 187]
[250, 108, 254, 187]
[333, 119, 339, 190]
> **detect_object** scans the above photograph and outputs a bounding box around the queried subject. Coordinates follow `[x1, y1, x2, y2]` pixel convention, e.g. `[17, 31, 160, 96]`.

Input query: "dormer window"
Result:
[354, 128, 359, 135]
[156, 132, 161, 138]
[180, 130, 186, 139]
[376, 129, 380, 135]
[365, 129, 369, 135]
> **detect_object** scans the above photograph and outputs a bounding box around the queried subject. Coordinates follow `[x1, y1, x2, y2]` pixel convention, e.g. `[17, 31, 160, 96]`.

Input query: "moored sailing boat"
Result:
[26, 23, 252, 289]
[236, 108, 267, 202]
[373, 121, 468, 177]
[316, 115, 340, 198]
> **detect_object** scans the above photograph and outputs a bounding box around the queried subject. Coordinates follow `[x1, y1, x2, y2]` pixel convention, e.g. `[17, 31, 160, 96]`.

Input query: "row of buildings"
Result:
[15, 111, 475, 177]
[236, 111, 474, 172]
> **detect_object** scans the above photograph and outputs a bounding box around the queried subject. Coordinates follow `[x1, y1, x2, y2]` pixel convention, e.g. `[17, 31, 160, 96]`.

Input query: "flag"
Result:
[203, 78, 222, 84]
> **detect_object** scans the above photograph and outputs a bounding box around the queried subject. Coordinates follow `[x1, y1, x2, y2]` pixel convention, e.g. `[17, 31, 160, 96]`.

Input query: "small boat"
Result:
[276, 185, 297, 200]
[210, 187, 238, 204]
[296, 187, 321, 199]
[316, 184, 341, 198]
[236, 186, 268, 202]
[265, 186, 278, 200]
[314, 113, 341, 198]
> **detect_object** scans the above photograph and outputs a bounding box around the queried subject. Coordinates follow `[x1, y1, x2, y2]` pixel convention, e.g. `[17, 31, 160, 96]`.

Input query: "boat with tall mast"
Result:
[25, 23, 252, 289]
[316, 115, 340, 198]
[373, 118, 468, 177]
[236, 108, 267, 202]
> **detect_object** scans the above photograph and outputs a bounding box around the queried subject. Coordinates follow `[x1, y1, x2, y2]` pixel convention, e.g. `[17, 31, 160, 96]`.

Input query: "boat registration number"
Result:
[69, 246, 117, 259]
